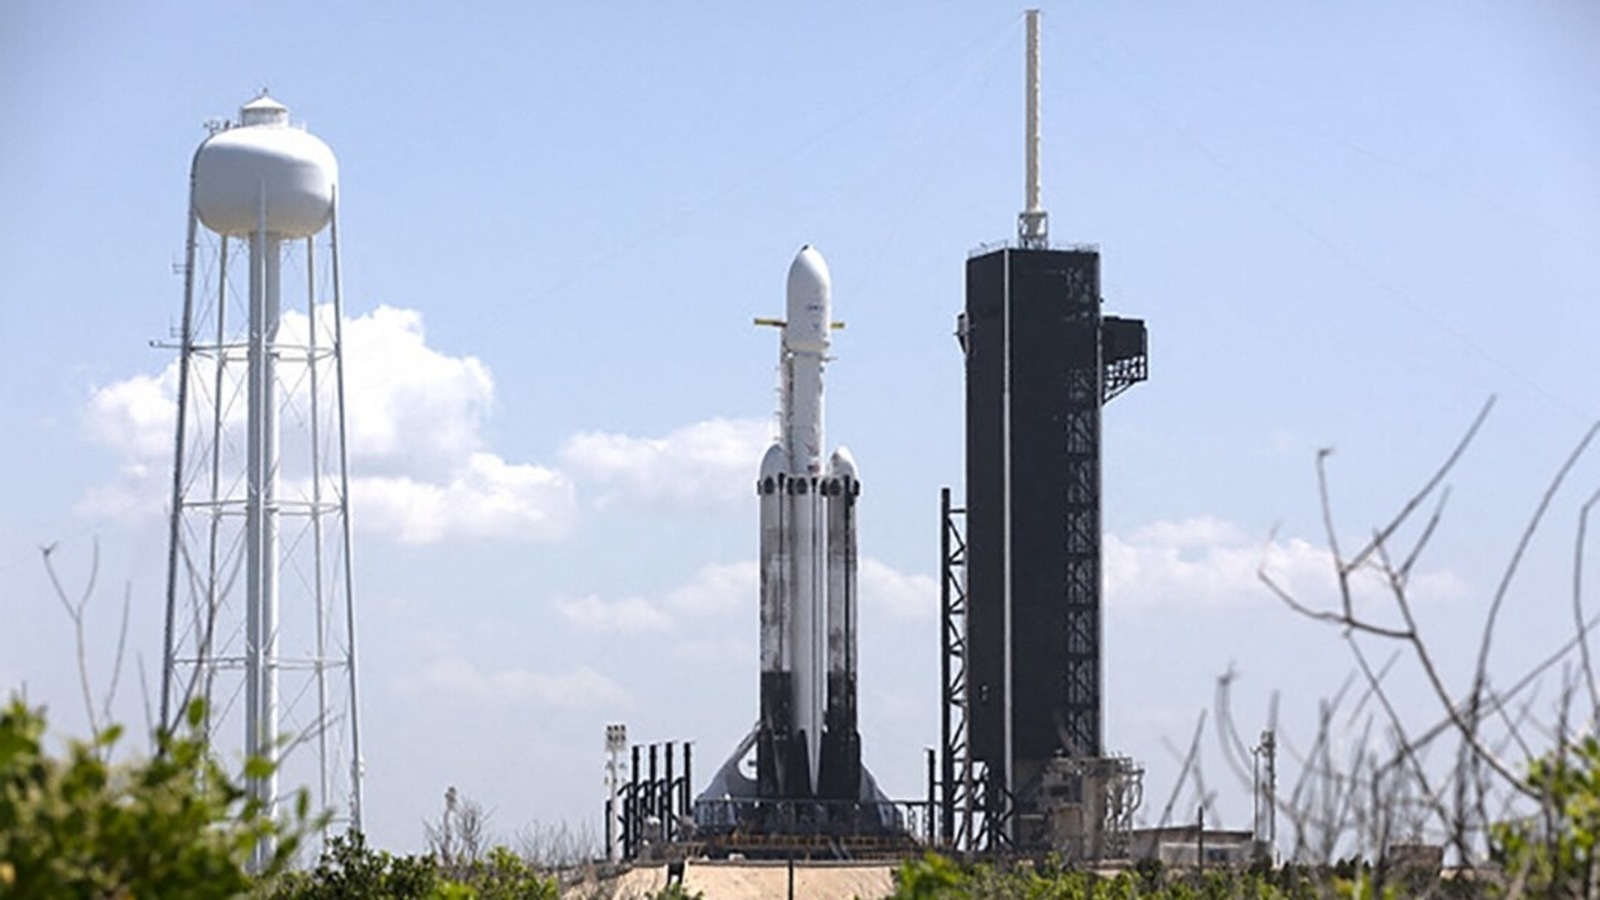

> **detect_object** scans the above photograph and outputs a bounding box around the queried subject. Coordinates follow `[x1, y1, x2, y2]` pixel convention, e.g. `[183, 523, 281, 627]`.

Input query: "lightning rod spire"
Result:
[1018, 9, 1049, 249]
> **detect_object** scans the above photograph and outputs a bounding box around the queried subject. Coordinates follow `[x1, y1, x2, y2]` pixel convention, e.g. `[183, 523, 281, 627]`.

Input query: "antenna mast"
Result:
[1018, 9, 1048, 249]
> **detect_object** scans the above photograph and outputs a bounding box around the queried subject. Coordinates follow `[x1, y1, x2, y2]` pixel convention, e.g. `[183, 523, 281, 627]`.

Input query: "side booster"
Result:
[756, 245, 862, 801]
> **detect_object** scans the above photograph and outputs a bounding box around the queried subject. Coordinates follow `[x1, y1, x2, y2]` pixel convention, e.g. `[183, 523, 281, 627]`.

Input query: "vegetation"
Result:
[1491, 737, 1600, 898]
[0, 697, 304, 898]
[264, 832, 557, 900]
[0, 696, 564, 900]
[886, 852, 1486, 899]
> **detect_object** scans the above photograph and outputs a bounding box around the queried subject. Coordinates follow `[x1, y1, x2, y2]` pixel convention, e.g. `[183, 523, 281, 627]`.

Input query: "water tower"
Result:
[159, 91, 362, 864]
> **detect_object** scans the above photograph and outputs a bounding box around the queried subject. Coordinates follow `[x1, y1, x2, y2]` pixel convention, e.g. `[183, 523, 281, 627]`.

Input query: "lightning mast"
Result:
[1018, 9, 1048, 249]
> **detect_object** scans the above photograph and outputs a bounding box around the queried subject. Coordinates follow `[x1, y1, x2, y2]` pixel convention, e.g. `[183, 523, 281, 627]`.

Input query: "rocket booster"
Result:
[756, 245, 862, 801]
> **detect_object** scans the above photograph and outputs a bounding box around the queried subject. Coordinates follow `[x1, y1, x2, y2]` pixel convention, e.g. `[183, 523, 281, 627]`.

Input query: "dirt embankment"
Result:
[575, 859, 897, 900]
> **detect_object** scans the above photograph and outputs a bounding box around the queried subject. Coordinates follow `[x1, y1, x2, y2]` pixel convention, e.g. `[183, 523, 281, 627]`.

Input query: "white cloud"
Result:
[85, 367, 180, 460]
[334, 306, 494, 473]
[77, 365, 183, 517]
[860, 558, 939, 619]
[1103, 515, 1465, 611]
[352, 453, 573, 544]
[666, 561, 758, 615]
[559, 418, 771, 513]
[1104, 516, 1329, 609]
[409, 659, 629, 708]
[555, 595, 674, 632]
[81, 305, 572, 543]
[556, 561, 757, 633]
[1407, 568, 1469, 604]
[555, 557, 935, 632]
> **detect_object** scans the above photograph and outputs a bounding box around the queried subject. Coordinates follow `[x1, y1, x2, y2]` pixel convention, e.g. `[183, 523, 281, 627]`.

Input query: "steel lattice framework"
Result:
[159, 196, 363, 856]
[944, 244, 1147, 852]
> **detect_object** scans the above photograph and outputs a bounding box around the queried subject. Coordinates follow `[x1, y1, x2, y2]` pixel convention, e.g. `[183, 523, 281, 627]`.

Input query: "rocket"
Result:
[755, 245, 863, 801]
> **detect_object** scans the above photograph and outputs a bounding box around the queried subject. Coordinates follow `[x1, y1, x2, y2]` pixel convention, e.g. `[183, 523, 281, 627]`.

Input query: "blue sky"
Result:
[3, 2, 1599, 854]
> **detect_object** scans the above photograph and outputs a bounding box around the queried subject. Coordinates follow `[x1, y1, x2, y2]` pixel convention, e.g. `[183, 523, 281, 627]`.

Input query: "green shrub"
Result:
[264, 831, 442, 899]
[0, 696, 304, 898]
[1491, 736, 1600, 898]
[264, 832, 558, 900]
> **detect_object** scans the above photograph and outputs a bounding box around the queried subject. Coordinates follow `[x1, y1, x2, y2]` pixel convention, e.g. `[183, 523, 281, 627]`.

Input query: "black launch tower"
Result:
[937, 9, 1149, 854]
[944, 245, 1147, 849]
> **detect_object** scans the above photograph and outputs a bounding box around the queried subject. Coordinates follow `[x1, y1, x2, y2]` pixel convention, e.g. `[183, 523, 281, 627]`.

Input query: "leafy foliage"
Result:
[264, 831, 441, 899]
[643, 881, 705, 900]
[453, 845, 558, 900]
[264, 831, 557, 900]
[886, 851, 1488, 899]
[1491, 736, 1600, 898]
[0, 696, 305, 898]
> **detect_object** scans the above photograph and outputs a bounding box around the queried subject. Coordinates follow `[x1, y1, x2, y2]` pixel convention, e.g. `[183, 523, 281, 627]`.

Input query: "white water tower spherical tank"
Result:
[193, 93, 337, 238]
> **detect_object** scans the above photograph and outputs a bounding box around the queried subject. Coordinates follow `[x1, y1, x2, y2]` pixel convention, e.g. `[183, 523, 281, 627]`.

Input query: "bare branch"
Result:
[1213, 665, 1257, 792]
[41, 538, 103, 743]
[101, 582, 133, 730]
[1346, 396, 1495, 574]
[1468, 419, 1600, 744]
[1573, 486, 1600, 718]
[1258, 562, 1413, 641]
[1157, 709, 1207, 829]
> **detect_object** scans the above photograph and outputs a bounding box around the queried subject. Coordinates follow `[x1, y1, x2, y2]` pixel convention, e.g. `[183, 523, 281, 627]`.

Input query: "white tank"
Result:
[192, 93, 337, 238]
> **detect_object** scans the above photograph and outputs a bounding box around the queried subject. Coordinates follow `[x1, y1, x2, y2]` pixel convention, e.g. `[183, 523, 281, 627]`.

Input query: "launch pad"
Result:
[619, 8, 1154, 864]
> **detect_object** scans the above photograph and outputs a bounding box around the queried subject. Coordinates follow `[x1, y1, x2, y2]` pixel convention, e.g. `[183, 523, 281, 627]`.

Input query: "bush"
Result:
[0, 696, 303, 898]
[264, 831, 558, 900]
[1491, 737, 1600, 898]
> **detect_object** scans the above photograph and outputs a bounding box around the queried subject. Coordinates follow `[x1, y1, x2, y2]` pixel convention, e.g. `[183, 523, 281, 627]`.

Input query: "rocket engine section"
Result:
[755, 245, 863, 802]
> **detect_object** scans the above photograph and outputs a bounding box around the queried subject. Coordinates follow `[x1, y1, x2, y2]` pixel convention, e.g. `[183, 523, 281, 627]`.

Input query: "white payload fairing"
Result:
[753, 245, 864, 801]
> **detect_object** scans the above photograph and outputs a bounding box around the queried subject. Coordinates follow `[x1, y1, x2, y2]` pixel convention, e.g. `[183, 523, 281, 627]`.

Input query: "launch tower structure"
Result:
[159, 92, 362, 868]
[940, 11, 1147, 856]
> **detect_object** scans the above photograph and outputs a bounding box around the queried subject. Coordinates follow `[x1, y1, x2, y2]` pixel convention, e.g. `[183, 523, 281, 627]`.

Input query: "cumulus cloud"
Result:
[77, 363, 185, 517]
[555, 557, 935, 631]
[85, 367, 180, 460]
[1103, 515, 1465, 610]
[667, 561, 758, 615]
[560, 418, 771, 513]
[335, 306, 493, 474]
[410, 659, 629, 707]
[1104, 516, 1328, 609]
[860, 558, 939, 619]
[555, 595, 675, 633]
[556, 561, 758, 633]
[352, 453, 573, 544]
[81, 305, 572, 542]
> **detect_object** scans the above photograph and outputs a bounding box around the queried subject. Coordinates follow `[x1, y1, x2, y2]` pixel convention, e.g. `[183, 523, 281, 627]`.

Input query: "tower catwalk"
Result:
[159, 92, 362, 867]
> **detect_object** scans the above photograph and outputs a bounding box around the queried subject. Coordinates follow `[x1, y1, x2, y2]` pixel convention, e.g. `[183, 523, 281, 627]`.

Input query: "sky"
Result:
[3, 2, 1599, 856]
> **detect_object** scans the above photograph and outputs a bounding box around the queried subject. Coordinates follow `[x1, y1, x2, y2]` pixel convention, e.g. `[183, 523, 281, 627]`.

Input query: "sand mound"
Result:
[579, 859, 897, 900]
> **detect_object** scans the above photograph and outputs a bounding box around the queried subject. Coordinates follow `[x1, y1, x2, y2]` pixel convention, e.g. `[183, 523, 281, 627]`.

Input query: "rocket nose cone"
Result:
[828, 446, 858, 481]
[787, 245, 831, 301]
[760, 443, 790, 479]
[785, 245, 831, 352]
